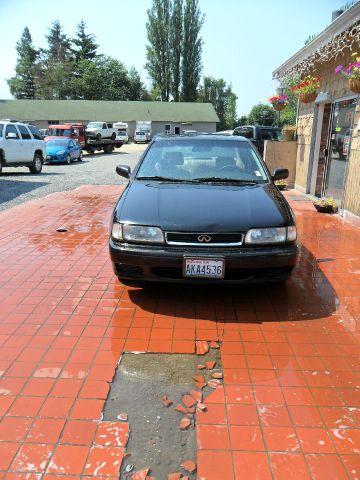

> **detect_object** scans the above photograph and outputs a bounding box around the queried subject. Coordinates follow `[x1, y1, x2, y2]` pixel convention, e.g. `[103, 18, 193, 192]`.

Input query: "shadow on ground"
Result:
[0, 179, 49, 203]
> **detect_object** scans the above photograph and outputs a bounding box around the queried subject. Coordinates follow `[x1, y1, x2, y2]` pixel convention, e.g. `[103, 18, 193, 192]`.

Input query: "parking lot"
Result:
[0, 143, 147, 212]
[0, 177, 359, 478]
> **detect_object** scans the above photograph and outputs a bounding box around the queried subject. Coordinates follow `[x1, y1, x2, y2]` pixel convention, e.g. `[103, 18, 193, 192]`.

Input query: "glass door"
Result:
[323, 98, 356, 209]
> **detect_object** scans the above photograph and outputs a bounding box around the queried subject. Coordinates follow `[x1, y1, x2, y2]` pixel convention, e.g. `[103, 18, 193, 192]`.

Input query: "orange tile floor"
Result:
[0, 186, 359, 479]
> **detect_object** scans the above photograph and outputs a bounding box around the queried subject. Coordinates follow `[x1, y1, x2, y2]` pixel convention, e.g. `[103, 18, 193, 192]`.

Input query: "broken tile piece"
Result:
[194, 380, 206, 389]
[179, 417, 191, 430]
[197, 364, 206, 370]
[193, 375, 205, 383]
[181, 460, 197, 473]
[182, 394, 197, 408]
[208, 379, 220, 389]
[168, 474, 182, 480]
[162, 395, 173, 407]
[190, 389, 202, 403]
[196, 340, 209, 355]
[210, 341, 220, 349]
[132, 468, 150, 480]
[175, 404, 188, 414]
[186, 406, 196, 414]
[206, 360, 216, 370]
[197, 402, 207, 412]
[211, 371, 223, 379]
[117, 412, 128, 421]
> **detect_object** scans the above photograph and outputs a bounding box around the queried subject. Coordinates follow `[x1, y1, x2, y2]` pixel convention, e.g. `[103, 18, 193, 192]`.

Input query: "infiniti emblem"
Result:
[198, 234, 211, 243]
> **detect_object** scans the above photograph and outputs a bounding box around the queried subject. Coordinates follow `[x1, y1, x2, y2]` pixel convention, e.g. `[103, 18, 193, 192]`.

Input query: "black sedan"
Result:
[109, 135, 298, 284]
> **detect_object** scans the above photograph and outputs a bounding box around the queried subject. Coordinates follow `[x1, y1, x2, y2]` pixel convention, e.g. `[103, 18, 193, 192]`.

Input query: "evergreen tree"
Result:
[170, 0, 183, 101]
[181, 0, 203, 101]
[198, 77, 237, 130]
[72, 20, 98, 62]
[7, 27, 38, 99]
[46, 20, 71, 62]
[145, 0, 172, 101]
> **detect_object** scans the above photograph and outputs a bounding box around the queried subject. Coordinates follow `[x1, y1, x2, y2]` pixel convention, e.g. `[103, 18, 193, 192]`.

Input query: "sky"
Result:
[0, 0, 348, 116]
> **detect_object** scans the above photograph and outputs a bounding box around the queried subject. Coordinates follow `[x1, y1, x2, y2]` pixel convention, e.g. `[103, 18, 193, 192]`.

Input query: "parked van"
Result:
[113, 122, 129, 143]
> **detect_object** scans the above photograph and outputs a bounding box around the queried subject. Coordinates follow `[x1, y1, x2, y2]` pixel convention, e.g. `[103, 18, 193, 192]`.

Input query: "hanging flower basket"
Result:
[348, 77, 360, 94]
[298, 91, 318, 103]
[291, 76, 320, 104]
[335, 53, 360, 94]
[273, 103, 286, 111]
[268, 95, 288, 111]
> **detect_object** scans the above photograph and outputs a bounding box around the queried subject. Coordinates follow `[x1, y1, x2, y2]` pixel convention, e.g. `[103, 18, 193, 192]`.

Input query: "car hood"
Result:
[116, 181, 292, 231]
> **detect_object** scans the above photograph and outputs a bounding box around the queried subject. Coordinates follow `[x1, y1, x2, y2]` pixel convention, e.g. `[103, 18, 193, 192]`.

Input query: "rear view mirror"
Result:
[272, 168, 289, 181]
[116, 165, 131, 178]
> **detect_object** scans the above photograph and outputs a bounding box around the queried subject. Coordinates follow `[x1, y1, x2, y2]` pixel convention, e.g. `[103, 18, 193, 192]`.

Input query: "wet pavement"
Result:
[0, 186, 359, 479]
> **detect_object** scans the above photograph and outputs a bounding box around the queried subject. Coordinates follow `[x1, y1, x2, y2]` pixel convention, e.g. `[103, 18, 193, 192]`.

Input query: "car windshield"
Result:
[87, 122, 103, 128]
[117, 131, 126, 135]
[136, 131, 145, 135]
[136, 139, 269, 182]
[48, 128, 72, 137]
[46, 140, 69, 147]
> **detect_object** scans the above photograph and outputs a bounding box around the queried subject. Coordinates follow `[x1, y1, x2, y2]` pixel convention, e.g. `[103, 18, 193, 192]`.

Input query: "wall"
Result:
[343, 102, 360, 217]
[263, 141, 297, 186]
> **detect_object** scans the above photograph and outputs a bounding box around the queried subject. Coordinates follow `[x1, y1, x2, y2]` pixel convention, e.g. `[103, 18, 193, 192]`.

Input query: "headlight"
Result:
[287, 226, 297, 241]
[123, 225, 164, 243]
[111, 222, 123, 240]
[56, 150, 65, 155]
[245, 227, 292, 244]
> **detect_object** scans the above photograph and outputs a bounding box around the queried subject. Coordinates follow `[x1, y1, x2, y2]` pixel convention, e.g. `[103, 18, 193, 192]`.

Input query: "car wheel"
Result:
[95, 133, 101, 142]
[111, 132, 116, 140]
[29, 153, 43, 174]
[66, 154, 71, 165]
[78, 151, 83, 161]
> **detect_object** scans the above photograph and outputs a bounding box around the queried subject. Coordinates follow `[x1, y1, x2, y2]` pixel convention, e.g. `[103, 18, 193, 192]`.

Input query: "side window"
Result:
[28, 125, 42, 140]
[165, 124, 171, 134]
[5, 124, 20, 139]
[17, 125, 32, 140]
[260, 129, 273, 140]
[103, 123, 107, 129]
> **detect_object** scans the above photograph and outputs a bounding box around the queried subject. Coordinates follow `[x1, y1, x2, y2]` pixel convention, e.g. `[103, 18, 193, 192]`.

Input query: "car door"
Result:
[17, 124, 34, 163]
[4, 124, 24, 162]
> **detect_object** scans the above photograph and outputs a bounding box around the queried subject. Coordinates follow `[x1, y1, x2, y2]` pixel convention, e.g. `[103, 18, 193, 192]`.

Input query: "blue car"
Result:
[45, 138, 82, 164]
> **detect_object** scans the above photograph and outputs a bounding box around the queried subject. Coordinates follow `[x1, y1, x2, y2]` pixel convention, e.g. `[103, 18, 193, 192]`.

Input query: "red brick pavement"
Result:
[0, 186, 359, 479]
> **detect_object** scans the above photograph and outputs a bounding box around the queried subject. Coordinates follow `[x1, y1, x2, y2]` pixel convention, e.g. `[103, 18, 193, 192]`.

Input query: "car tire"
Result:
[66, 154, 71, 165]
[111, 132, 116, 140]
[95, 133, 101, 142]
[78, 151, 83, 161]
[29, 153, 43, 174]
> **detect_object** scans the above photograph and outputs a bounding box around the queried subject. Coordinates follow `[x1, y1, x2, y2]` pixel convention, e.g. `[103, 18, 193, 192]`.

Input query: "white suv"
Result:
[0, 120, 46, 175]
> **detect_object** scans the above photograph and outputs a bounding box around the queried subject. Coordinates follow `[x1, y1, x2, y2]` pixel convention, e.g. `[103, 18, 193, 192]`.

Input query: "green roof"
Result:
[0, 100, 219, 123]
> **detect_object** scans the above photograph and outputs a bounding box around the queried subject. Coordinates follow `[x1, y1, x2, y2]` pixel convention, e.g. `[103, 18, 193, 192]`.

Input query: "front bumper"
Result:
[109, 239, 299, 284]
[46, 154, 66, 163]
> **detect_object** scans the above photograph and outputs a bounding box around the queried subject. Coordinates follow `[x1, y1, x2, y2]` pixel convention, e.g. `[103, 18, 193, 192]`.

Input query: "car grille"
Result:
[165, 232, 244, 246]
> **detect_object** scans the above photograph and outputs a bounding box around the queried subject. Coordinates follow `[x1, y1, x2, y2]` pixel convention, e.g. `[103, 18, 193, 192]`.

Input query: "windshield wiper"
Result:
[136, 176, 185, 182]
[193, 177, 259, 185]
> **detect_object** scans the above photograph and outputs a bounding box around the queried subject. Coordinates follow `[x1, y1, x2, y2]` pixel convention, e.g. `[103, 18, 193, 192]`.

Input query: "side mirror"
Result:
[116, 165, 131, 178]
[6, 132, 18, 139]
[272, 168, 289, 181]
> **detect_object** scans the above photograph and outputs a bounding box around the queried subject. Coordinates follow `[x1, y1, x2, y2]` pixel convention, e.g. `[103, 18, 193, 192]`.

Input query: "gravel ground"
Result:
[0, 142, 147, 211]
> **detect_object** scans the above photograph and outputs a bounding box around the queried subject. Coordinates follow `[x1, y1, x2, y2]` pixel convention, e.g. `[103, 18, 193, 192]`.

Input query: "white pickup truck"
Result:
[85, 122, 117, 141]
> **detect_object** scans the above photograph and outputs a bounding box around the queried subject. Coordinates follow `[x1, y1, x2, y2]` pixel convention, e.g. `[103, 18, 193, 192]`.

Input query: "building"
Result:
[0, 100, 219, 137]
[273, 2, 360, 225]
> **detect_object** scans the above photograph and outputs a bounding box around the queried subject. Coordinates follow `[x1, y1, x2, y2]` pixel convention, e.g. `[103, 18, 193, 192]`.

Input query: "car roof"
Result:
[153, 134, 248, 142]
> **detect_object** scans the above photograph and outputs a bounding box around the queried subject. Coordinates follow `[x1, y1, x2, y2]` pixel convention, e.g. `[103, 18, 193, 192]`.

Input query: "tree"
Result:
[170, 0, 183, 101]
[236, 115, 248, 126]
[181, 0, 204, 101]
[198, 77, 237, 130]
[46, 20, 71, 62]
[247, 103, 277, 126]
[127, 67, 151, 100]
[7, 27, 38, 98]
[72, 20, 98, 62]
[145, 0, 172, 101]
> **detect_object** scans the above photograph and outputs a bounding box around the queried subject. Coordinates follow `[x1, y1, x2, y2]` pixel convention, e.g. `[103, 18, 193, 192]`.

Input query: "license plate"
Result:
[183, 257, 225, 279]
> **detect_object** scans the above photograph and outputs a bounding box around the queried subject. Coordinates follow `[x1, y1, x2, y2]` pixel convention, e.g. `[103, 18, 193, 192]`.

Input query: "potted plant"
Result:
[268, 95, 288, 111]
[282, 125, 296, 141]
[335, 52, 360, 94]
[313, 197, 338, 213]
[275, 179, 288, 191]
[291, 75, 321, 103]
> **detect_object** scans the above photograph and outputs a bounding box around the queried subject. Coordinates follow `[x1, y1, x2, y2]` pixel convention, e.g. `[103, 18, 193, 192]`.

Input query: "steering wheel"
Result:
[219, 165, 240, 174]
